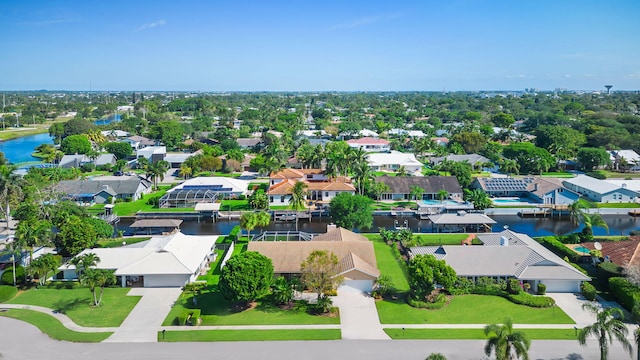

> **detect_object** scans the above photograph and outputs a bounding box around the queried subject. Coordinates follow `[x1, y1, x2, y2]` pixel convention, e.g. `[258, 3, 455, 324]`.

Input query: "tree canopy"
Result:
[329, 193, 373, 230]
[218, 251, 274, 306]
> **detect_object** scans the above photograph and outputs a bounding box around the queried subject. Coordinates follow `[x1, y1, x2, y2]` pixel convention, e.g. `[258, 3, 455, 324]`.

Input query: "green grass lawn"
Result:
[220, 199, 250, 211]
[8, 288, 140, 327]
[372, 201, 418, 210]
[595, 202, 640, 208]
[158, 329, 341, 342]
[97, 237, 150, 248]
[91, 186, 172, 216]
[541, 172, 575, 178]
[413, 234, 472, 245]
[163, 291, 340, 326]
[0, 309, 113, 342]
[384, 328, 578, 340]
[365, 235, 410, 292]
[376, 295, 574, 325]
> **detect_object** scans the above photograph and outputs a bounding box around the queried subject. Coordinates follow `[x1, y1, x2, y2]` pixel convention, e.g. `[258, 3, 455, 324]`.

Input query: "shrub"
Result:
[188, 309, 201, 325]
[597, 262, 623, 282]
[0, 285, 17, 302]
[177, 311, 189, 326]
[228, 225, 241, 242]
[507, 292, 555, 308]
[0, 266, 25, 285]
[581, 282, 597, 301]
[184, 282, 206, 293]
[609, 277, 640, 312]
[146, 195, 160, 206]
[292, 300, 309, 313]
[407, 293, 447, 309]
[507, 279, 521, 294]
[537, 283, 546, 295]
[44, 280, 80, 289]
[586, 170, 607, 180]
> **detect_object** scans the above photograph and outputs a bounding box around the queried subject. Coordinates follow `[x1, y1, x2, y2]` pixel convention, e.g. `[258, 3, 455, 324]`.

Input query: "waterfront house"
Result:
[563, 175, 640, 203]
[248, 226, 379, 292]
[410, 230, 591, 293]
[268, 168, 355, 207]
[58, 153, 117, 169]
[429, 154, 493, 171]
[525, 178, 580, 205]
[54, 177, 152, 203]
[60, 232, 217, 288]
[376, 175, 463, 201]
[366, 151, 423, 174]
[159, 177, 250, 207]
[346, 137, 390, 153]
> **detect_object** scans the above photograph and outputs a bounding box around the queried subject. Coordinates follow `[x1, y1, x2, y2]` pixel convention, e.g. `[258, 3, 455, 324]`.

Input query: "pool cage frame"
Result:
[159, 189, 219, 208]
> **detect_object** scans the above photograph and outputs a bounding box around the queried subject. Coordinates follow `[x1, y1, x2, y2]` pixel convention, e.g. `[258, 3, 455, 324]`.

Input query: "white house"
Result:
[366, 151, 423, 173]
[60, 232, 218, 287]
[608, 150, 640, 171]
[410, 230, 591, 293]
[268, 168, 355, 207]
[563, 175, 640, 203]
[136, 146, 167, 163]
[346, 137, 390, 153]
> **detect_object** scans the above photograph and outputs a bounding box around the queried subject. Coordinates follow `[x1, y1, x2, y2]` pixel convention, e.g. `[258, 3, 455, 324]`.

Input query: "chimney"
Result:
[326, 223, 337, 232]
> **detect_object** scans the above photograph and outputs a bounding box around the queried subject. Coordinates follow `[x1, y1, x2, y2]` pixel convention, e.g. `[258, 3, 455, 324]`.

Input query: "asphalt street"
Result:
[0, 317, 635, 360]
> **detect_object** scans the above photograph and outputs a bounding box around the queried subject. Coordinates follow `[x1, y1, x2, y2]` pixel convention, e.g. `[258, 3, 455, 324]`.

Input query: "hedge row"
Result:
[597, 262, 624, 282]
[609, 277, 640, 312]
[581, 282, 597, 301]
[506, 292, 555, 307]
[536, 237, 580, 263]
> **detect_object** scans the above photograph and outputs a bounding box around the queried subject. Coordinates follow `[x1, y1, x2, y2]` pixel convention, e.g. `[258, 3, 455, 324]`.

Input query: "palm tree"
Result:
[578, 303, 632, 360]
[410, 186, 424, 205]
[179, 164, 192, 179]
[290, 181, 308, 231]
[15, 219, 52, 266]
[239, 212, 258, 240]
[500, 158, 520, 176]
[147, 160, 170, 190]
[353, 161, 374, 195]
[568, 200, 588, 225]
[71, 252, 101, 277]
[395, 166, 409, 177]
[437, 189, 449, 204]
[583, 213, 609, 235]
[0, 164, 22, 231]
[81, 268, 116, 306]
[484, 317, 531, 360]
[634, 326, 640, 360]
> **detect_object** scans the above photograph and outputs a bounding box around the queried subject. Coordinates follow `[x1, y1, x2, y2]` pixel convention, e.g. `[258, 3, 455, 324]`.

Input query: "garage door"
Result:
[144, 274, 189, 288]
[338, 280, 373, 293]
[542, 280, 580, 293]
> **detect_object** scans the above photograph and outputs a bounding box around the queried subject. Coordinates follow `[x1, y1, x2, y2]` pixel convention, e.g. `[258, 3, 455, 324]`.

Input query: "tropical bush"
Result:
[407, 292, 447, 309]
[536, 237, 580, 263]
[609, 277, 640, 312]
[0, 266, 25, 285]
[597, 262, 623, 282]
[581, 282, 597, 301]
[536, 283, 546, 295]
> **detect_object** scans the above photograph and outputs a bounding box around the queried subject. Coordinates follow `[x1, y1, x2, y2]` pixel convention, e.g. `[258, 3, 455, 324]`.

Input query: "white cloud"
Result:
[135, 19, 166, 32]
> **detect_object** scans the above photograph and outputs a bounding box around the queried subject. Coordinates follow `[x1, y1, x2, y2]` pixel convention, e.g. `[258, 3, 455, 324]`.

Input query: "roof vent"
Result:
[500, 236, 509, 246]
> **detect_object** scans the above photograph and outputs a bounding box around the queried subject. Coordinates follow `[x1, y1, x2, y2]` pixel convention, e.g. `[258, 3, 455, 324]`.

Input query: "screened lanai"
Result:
[159, 189, 219, 208]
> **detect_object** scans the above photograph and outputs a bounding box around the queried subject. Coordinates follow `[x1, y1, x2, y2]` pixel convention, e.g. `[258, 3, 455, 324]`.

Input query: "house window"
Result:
[325, 192, 329, 197]
[270, 196, 273, 202]
[280, 196, 285, 203]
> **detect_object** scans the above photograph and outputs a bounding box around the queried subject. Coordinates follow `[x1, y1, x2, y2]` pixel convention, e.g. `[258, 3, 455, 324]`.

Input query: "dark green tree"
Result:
[104, 142, 133, 160]
[329, 193, 373, 230]
[63, 118, 97, 138]
[576, 147, 611, 171]
[218, 251, 274, 306]
[56, 215, 98, 256]
[408, 254, 456, 298]
[60, 134, 91, 155]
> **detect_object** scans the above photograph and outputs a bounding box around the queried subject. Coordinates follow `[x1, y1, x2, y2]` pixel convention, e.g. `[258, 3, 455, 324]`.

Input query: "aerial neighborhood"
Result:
[1, 90, 640, 359]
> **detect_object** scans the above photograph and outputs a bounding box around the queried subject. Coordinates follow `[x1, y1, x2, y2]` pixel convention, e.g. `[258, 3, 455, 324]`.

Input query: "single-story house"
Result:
[430, 154, 492, 171]
[366, 151, 423, 173]
[563, 175, 640, 203]
[410, 230, 591, 293]
[58, 153, 117, 169]
[376, 175, 463, 201]
[159, 176, 250, 207]
[471, 177, 534, 197]
[122, 135, 156, 150]
[608, 150, 640, 171]
[346, 137, 390, 153]
[236, 138, 262, 149]
[54, 177, 152, 203]
[60, 232, 218, 287]
[526, 178, 580, 205]
[164, 150, 201, 168]
[268, 169, 355, 206]
[248, 226, 380, 292]
[388, 129, 427, 138]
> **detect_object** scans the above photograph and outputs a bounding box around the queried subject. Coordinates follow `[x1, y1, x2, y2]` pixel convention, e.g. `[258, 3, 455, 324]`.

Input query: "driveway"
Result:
[331, 291, 390, 340]
[546, 293, 596, 327]
[103, 287, 183, 343]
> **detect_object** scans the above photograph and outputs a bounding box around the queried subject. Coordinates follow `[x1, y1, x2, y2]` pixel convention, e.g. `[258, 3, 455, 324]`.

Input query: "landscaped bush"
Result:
[507, 279, 521, 294]
[536, 283, 546, 295]
[184, 282, 206, 293]
[0, 266, 25, 285]
[228, 225, 241, 242]
[146, 195, 160, 206]
[44, 280, 81, 289]
[177, 311, 189, 326]
[597, 262, 624, 282]
[586, 170, 607, 179]
[581, 282, 597, 301]
[564, 257, 589, 275]
[407, 293, 447, 309]
[507, 292, 555, 308]
[536, 237, 580, 263]
[0, 285, 17, 302]
[609, 277, 640, 312]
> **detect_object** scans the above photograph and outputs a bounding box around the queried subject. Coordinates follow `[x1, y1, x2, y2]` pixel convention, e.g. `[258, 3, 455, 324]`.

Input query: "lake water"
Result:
[115, 214, 640, 238]
[94, 113, 121, 126]
[0, 132, 54, 163]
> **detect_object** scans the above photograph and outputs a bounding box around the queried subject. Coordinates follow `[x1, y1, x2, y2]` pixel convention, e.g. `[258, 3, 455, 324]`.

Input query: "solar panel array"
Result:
[483, 177, 533, 192]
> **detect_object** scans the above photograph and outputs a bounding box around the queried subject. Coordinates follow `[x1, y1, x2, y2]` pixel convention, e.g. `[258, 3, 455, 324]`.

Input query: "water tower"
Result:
[605, 85, 613, 94]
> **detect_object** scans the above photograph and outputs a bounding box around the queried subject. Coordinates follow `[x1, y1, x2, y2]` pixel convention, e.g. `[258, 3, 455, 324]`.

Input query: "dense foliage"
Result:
[218, 251, 274, 305]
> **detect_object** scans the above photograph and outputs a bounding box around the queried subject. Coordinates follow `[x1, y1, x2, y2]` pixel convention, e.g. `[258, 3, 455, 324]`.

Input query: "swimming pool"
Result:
[493, 198, 522, 204]
[421, 200, 461, 206]
[574, 246, 591, 254]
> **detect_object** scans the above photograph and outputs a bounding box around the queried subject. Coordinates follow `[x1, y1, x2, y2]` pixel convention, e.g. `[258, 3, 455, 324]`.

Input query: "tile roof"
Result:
[578, 239, 640, 267]
[378, 175, 462, 194]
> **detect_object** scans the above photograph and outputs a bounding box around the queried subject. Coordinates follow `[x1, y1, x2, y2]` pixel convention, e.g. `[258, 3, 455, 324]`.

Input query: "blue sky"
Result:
[2, 0, 639, 91]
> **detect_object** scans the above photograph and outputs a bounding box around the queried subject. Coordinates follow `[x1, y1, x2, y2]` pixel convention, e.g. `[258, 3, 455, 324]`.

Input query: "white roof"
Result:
[136, 146, 166, 158]
[101, 130, 130, 137]
[63, 232, 218, 276]
[604, 179, 640, 192]
[164, 153, 194, 163]
[170, 176, 250, 194]
[563, 175, 621, 194]
[428, 213, 497, 225]
[359, 129, 379, 137]
[610, 150, 640, 163]
[367, 151, 422, 167]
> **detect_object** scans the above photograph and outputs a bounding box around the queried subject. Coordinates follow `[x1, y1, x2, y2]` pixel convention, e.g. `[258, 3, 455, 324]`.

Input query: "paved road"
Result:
[0, 316, 636, 360]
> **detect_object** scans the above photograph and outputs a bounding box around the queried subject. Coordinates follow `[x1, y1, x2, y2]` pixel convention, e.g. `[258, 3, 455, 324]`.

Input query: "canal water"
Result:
[115, 214, 640, 238]
[0, 132, 54, 163]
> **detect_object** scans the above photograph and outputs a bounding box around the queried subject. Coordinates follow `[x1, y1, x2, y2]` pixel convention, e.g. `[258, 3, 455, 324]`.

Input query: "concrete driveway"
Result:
[546, 293, 597, 327]
[103, 287, 183, 343]
[332, 291, 390, 340]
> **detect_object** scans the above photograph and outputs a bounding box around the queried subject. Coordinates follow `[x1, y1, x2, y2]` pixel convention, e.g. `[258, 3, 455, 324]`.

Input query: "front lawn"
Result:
[384, 328, 578, 340]
[0, 309, 113, 342]
[376, 295, 574, 325]
[596, 202, 640, 208]
[97, 237, 150, 248]
[90, 186, 172, 216]
[158, 329, 341, 342]
[7, 288, 140, 327]
[220, 199, 250, 211]
[163, 291, 340, 326]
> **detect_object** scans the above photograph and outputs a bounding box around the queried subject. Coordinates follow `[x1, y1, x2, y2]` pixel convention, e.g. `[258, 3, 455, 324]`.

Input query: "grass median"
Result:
[158, 329, 341, 342]
[0, 309, 112, 342]
[384, 328, 578, 340]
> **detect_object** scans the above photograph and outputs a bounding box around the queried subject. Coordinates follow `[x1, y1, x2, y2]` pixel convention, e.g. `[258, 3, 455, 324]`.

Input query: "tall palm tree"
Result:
[484, 317, 531, 360]
[578, 303, 632, 360]
[147, 160, 170, 190]
[437, 189, 450, 204]
[353, 161, 374, 195]
[71, 252, 101, 277]
[0, 164, 22, 231]
[410, 186, 424, 205]
[583, 213, 610, 235]
[395, 166, 409, 177]
[568, 200, 588, 225]
[239, 212, 258, 240]
[290, 181, 308, 231]
[500, 158, 520, 176]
